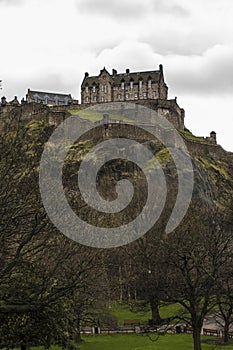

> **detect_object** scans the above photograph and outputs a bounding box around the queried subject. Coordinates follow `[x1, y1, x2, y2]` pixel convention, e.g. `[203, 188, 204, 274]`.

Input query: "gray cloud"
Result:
[166, 46, 233, 95]
[151, 0, 189, 16]
[141, 32, 220, 56]
[76, 0, 188, 19]
[76, 0, 145, 18]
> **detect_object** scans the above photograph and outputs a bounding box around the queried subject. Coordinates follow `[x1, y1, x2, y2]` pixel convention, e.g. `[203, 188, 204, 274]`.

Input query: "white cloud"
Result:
[0, 0, 25, 6]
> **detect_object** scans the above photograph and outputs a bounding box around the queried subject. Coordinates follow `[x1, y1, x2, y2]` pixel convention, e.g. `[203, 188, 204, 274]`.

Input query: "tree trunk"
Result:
[75, 331, 82, 343]
[119, 266, 123, 303]
[75, 317, 82, 343]
[193, 326, 202, 350]
[150, 297, 162, 325]
[223, 320, 230, 343]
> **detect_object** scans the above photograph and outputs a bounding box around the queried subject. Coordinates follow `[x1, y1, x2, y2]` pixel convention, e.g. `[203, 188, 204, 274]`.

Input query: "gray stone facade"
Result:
[81, 65, 168, 105]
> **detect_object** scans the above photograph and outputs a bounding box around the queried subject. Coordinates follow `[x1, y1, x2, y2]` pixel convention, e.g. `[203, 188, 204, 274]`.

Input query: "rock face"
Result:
[1, 103, 233, 233]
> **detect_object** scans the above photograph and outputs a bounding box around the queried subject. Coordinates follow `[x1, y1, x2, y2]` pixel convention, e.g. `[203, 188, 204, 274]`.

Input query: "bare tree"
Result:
[163, 208, 232, 350]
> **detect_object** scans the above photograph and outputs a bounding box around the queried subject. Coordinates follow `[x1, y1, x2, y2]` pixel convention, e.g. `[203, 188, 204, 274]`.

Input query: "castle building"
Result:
[81, 65, 185, 130]
[26, 89, 73, 106]
[81, 65, 168, 104]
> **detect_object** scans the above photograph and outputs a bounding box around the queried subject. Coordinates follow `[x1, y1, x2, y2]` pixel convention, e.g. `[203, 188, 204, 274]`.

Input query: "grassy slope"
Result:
[110, 302, 183, 325]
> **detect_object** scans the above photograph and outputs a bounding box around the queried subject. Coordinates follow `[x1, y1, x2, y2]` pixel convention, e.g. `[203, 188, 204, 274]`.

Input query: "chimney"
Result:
[85, 72, 89, 78]
[126, 68, 130, 74]
[159, 64, 163, 72]
[112, 69, 117, 76]
[1, 96, 6, 106]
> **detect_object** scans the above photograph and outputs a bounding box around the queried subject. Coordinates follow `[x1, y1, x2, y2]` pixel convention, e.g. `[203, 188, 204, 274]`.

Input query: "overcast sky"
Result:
[1, 0, 233, 151]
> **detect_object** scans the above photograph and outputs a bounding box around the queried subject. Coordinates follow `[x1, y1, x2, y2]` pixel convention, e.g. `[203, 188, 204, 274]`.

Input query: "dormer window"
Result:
[148, 79, 152, 89]
[139, 80, 143, 90]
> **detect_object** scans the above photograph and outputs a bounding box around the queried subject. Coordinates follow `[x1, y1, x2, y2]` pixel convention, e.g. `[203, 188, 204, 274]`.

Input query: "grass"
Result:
[79, 334, 233, 350]
[179, 129, 207, 143]
[143, 148, 172, 170]
[110, 302, 184, 325]
[68, 109, 136, 123]
[195, 156, 230, 180]
[24, 335, 233, 350]
[68, 109, 103, 122]
[110, 303, 151, 325]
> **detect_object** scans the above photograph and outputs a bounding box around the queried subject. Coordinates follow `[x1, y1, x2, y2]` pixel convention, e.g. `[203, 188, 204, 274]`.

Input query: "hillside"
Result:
[2, 102, 233, 217]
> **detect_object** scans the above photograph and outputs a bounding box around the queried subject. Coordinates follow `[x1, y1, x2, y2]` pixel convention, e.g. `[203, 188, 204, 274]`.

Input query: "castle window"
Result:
[143, 92, 147, 98]
[130, 81, 134, 90]
[44, 96, 49, 105]
[101, 97, 104, 102]
[93, 85, 96, 93]
[85, 96, 89, 102]
[93, 96, 97, 102]
[134, 92, 138, 98]
[101, 85, 107, 93]
[64, 97, 69, 105]
[33, 94, 39, 102]
[85, 86, 89, 93]
[148, 80, 152, 88]
[125, 93, 130, 99]
[121, 81, 125, 90]
[117, 94, 121, 100]
[139, 80, 143, 89]
[54, 96, 59, 105]
[152, 91, 157, 98]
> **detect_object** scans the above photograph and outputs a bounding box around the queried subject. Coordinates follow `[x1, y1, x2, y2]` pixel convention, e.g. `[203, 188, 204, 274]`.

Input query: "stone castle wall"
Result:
[1, 101, 231, 162]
